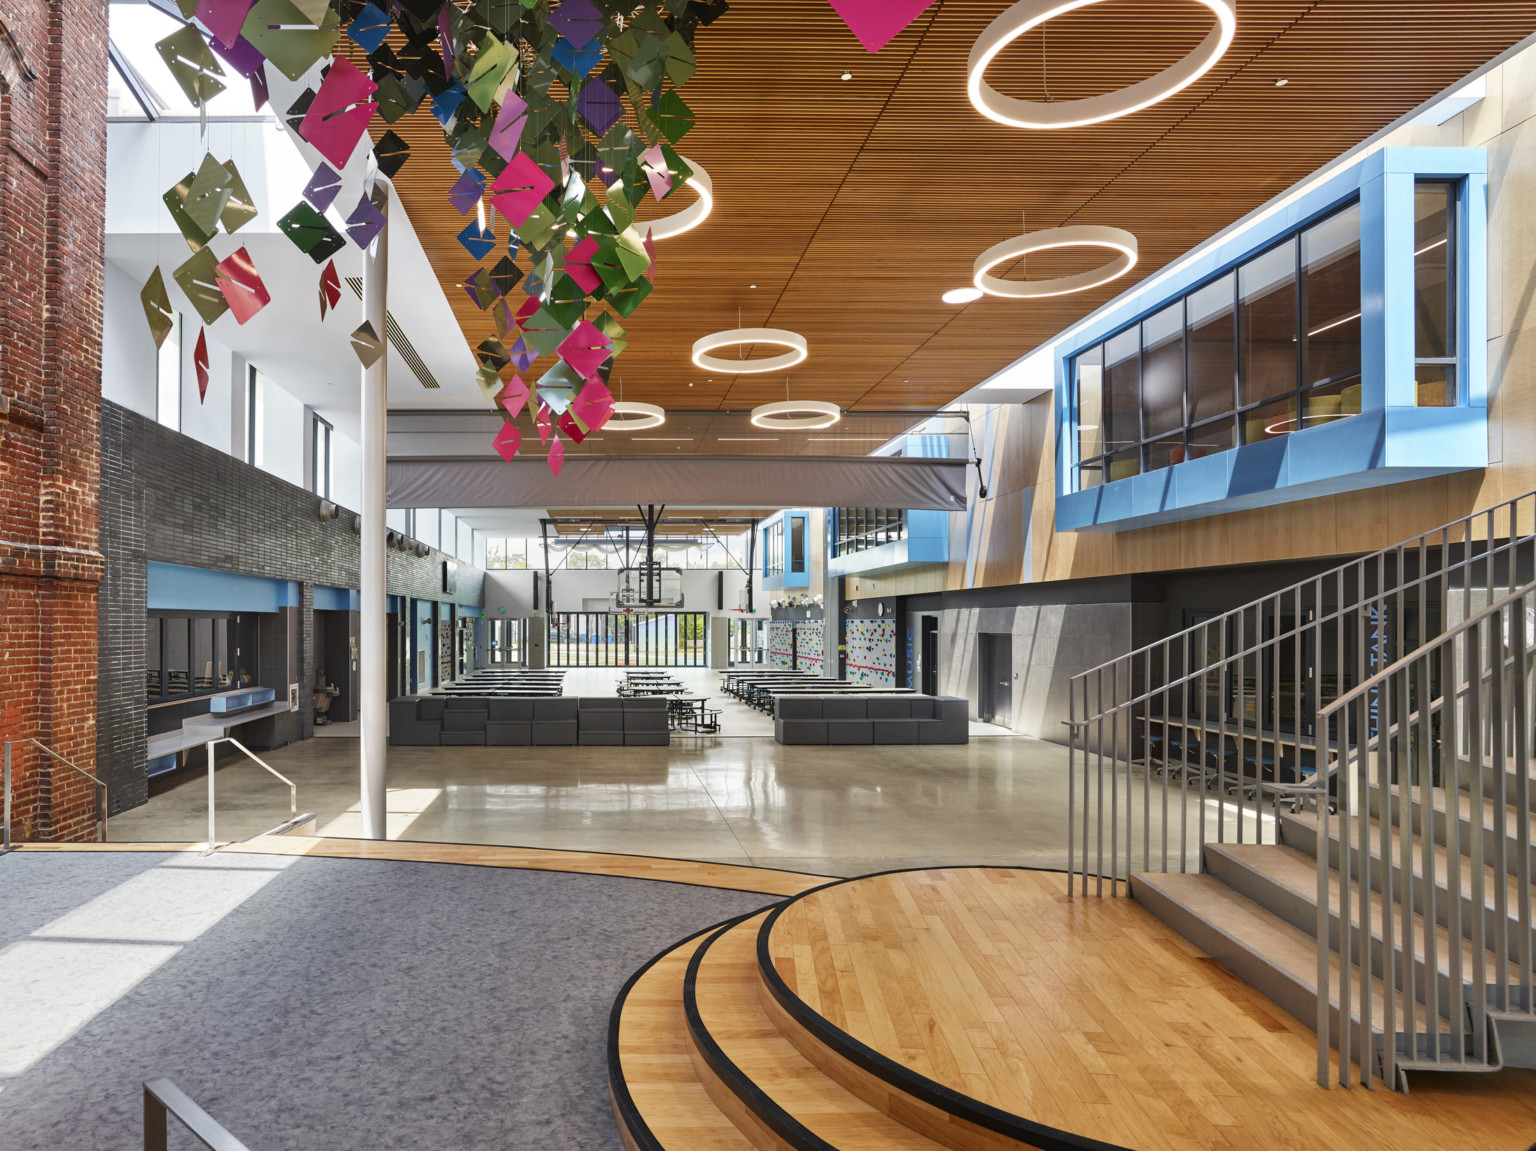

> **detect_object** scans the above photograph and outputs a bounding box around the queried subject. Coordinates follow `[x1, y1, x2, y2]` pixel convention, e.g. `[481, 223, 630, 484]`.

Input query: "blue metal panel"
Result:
[760, 508, 811, 590]
[313, 585, 359, 611]
[147, 562, 288, 613]
[1054, 146, 1488, 533]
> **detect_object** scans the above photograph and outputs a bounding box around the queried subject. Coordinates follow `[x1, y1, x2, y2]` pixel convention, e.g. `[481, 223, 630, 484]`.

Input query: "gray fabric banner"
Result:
[386, 455, 969, 510]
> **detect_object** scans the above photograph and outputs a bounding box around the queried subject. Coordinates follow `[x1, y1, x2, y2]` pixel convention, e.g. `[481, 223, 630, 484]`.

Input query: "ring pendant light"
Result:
[749, 400, 841, 431]
[606, 402, 667, 431]
[692, 328, 809, 374]
[634, 158, 714, 241]
[967, 0, 1237, 129]
[973, 225, 1139, 298]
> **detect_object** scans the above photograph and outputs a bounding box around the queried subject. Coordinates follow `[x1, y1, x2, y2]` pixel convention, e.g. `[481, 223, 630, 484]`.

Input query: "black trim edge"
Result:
[683, 916, 840, 1151]
[607, 908, 774, 1151]
[755, 866, 1133, 1151]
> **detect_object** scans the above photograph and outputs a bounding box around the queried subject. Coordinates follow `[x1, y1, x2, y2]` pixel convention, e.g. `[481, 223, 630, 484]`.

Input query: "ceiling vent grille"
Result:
[345, 276, 441, 390]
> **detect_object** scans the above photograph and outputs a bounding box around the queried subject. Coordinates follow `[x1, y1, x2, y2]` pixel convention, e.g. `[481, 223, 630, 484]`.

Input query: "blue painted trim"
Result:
[761, 508, 811, 589]
[313, 585, 359, 612]
[1054, 146, 1488, 533]
[148, 562, 294, 613]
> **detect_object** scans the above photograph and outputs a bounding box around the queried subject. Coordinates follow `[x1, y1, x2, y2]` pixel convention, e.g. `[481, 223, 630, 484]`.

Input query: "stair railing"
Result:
[203, 737, 298, 851]
[1066, 490, 1536, 898]
[1315, 579, 1536, 1090]
[143, 1077, 252, 1151]
[2, 738, 108, 850]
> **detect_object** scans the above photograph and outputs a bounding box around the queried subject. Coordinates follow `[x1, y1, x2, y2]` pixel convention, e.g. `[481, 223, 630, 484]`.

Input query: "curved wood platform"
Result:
[611, 866, 1536, 1151]
[760, 868, 1536, 1151]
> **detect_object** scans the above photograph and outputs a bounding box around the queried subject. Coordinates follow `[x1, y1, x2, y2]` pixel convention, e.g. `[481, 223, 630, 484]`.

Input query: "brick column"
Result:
[0, 0, 106, 840]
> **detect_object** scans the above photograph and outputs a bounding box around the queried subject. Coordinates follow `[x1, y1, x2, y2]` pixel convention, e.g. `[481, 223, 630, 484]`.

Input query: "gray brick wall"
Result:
[98, 399, 484, 814]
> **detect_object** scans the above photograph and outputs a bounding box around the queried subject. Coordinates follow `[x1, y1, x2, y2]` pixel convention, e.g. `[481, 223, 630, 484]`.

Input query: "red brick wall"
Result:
[0, 0, 106, 840]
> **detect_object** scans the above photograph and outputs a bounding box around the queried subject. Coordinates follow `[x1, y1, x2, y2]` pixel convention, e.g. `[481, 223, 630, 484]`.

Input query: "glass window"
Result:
[1239, 239, 1298, 408]
[1076, 344, 1103, 466]
[163, 617, 190, 696]
[1104, 328, 1141, 456]
[311, 413, 332, 498]
[1301, 204, 1361, 391]
[247, 367, 264, 466]
[156, 312, 181, 432]
[789, 516, 806, 574]
[1068, 188, 1457, 488]
[1141, 302, 1185, 441]
[1415, 181, 1456, 406]
[192, 617, 214, 691]
[1187, 273, 1236, 423]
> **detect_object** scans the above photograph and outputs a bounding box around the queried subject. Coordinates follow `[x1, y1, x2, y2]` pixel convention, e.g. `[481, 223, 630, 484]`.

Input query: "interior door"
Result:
[920, 616, 939, 695]
[979, 633, 1013, 725]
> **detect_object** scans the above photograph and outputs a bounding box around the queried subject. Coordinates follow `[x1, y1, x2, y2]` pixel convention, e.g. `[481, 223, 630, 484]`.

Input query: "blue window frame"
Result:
[1056, 147, 1487, 533]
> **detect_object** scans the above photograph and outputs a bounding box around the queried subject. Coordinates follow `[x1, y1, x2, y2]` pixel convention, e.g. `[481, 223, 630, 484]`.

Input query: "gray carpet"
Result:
[0, 849, 776, 1150]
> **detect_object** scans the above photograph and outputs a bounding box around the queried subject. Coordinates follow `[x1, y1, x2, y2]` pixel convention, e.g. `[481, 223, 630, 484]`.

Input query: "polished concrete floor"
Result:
[111, 670, 1232, 876]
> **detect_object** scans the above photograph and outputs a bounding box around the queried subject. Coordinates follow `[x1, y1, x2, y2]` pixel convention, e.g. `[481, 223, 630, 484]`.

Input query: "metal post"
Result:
[3, 742, 11, 853]
[359, 173, 391, 841]
[206, 741, 216, 850]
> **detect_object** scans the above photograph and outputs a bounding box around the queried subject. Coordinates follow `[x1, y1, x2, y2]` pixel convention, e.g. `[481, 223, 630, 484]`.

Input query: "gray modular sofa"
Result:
[773, 694, 969, 745]
[388, 696, 668, 747]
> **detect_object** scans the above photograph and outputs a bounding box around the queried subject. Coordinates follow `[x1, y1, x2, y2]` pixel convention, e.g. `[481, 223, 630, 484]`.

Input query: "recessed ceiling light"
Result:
[841, 71, 852, 81]
[688, 382, 694, 386]
[1275, 78, 1289, 87]
[942, 287, 984, 304]
[749, 284, 757, 289]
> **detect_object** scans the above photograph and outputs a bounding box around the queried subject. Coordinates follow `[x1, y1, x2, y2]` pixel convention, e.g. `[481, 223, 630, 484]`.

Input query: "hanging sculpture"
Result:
[140, 0, 728, 468]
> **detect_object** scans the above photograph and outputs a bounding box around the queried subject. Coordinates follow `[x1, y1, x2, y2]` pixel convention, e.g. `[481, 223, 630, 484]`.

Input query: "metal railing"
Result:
[1066, 489, 1536, 896]
[1315, 581, 1536, 1089]
[2, 738, 108, 850]
[204, 738, 297, 850]
[143, 1077, 252, 1151]
[1065, 489, 1536, 1090]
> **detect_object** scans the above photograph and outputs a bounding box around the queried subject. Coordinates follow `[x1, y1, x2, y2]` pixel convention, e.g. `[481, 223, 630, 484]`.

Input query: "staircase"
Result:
[1067, 494, 1536, 1089]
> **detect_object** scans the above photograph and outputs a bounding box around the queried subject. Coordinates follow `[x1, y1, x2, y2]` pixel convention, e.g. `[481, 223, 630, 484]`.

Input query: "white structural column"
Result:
[359, 175, 391, 840]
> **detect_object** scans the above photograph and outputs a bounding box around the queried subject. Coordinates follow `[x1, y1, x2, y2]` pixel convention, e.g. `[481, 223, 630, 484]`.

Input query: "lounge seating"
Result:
[389, 696, 669, 747]
[773, 695, 968, 745]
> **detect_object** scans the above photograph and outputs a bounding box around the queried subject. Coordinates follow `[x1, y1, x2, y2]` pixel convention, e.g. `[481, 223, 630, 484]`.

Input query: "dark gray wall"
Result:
[98, 400, 484, 813]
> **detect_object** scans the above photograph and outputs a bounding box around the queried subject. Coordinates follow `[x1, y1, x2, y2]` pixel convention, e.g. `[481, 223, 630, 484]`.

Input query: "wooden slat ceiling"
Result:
[376, 0, 1536, 428]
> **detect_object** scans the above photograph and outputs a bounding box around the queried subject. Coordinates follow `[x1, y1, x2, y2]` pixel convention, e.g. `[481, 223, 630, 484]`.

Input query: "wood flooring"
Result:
[762, 868, 1536, 1151]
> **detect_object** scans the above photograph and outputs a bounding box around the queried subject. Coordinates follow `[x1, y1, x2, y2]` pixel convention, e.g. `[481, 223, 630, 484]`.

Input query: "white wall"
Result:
[180, 327, 234, 454]
[101, 259, 159, 420]
[484, 569, 536, 616]
[261, 376, 305, 487]
[331, 429, 362, 510]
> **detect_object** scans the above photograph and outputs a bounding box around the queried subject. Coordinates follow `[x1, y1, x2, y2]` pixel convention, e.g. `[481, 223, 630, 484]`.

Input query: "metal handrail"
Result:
[2, 738, 108, 851]
[1074, 488, 1536, 700]
[204, 737, 298, 850]
[1312, 579, 1536, 1090]
[1067, 489, 1536, 898]
[143, 1077, 252, 1151]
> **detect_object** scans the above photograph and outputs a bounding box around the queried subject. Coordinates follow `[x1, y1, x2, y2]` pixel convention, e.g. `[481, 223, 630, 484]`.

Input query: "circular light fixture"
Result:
[973, 225, 1139, 298]
[749, 400, 841, 431]
[943, 286, 985, 304]
[634, 157, 714, 241]
[841, 71, 853, 81]
[693, 328, 809, 374]
[606, 402, 666, 431]
[967, 0, 1237, 129]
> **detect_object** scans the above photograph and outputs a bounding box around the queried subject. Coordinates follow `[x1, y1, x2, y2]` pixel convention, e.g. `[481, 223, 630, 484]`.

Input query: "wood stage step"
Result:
[610, 868, 1536, 1151]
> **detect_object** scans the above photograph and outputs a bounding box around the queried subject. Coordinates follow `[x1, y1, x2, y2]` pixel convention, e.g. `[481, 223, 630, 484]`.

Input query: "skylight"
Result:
[108, 2, 272, 120]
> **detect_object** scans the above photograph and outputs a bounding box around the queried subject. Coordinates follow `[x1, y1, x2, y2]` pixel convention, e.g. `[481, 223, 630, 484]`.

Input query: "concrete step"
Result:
[1278, 809, 1533, 967]
[1203, 841, 1520, 1025]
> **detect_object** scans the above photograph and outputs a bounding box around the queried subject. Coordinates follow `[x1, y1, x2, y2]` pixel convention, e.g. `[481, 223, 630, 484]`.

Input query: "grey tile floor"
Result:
[111, 669, 1229, 876]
